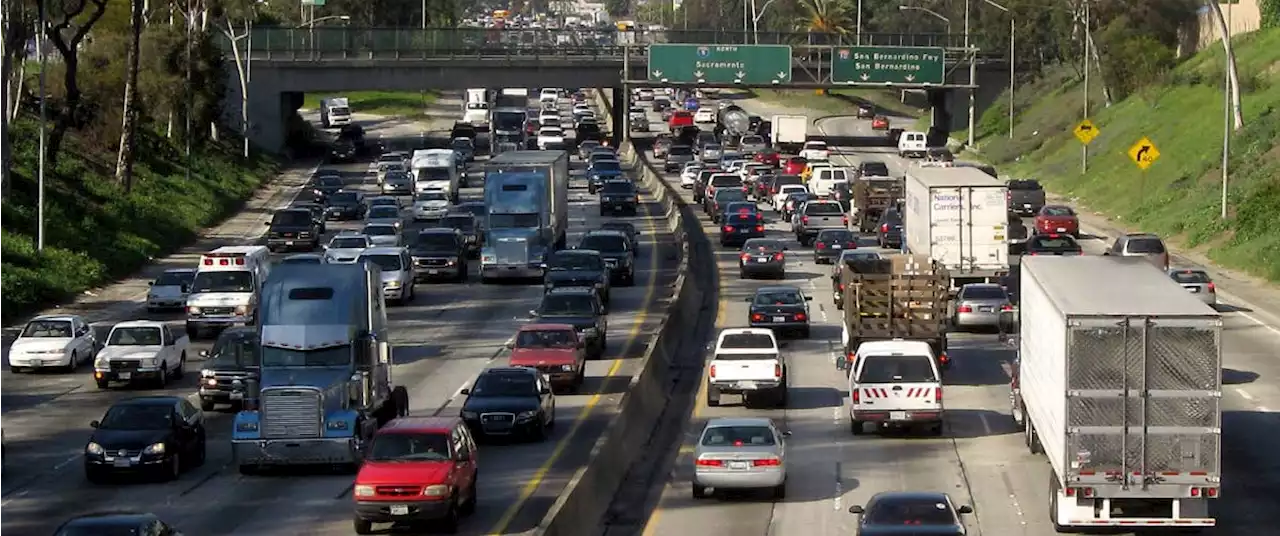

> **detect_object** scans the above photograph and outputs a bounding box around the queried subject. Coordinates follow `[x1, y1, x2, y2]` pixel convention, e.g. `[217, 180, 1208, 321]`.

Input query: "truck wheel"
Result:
[392, 386, 410, 418]
[96, 379, 110, 390]
[186, 324, 199, 341]
[850, 419, 864, 435]
[352, 517, 374, 535]
[156, 362, 169, 389]
[1025, 420, 1043, 454]
[706, 386, 721, 407]
[173, 353, 185, 380]
[775, 387, 788, 408]
[1048, 473, 1068, 533]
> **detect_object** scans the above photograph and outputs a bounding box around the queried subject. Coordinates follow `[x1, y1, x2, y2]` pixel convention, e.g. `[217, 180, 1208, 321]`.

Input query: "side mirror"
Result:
[783, 246, 789, 251]
[836, 354, 850, 370]
[848, 505, 865, 515]
[148, 281, 154, 286]
[90, 420, 100, 428]
[322, 245, 329, 250]
[804, 296, 813, 301]
[199, 350, 209, 358]
[263, 221, 271, 226]
[459, 388, 470, 395]
[529, 310, 539, 318]
[504, 341, 515, 349]
[743, 297, 753, 302]
[539, 387, 551, 395]
[782, 430, 792, 436]
[957, 505, 974, 514]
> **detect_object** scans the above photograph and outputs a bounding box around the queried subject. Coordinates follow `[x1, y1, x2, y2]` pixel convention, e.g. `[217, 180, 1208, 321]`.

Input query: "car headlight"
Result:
[236, 421, 259, 432]
[423, 484, 451, 497]
[385, 281, 401, 289]
[516, 410, 539, 421]
[446, 256, 459, 266]
[140, 358, 158, 368]
[86, 442, 104, 455]
[561, 364, 575, 371]
[143, 442, 165, 455]
[94, 358, 108, 369]
[326, 420, 348, 430]
[354, 485, 376, 497]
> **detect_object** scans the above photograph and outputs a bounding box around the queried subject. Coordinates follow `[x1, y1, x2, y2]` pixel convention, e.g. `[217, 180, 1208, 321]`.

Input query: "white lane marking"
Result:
[833, 461, 843, 512]
[1216, 293, 1280, 338]
[978, 410, 994, 437]
[1235, 387, 1257, 402]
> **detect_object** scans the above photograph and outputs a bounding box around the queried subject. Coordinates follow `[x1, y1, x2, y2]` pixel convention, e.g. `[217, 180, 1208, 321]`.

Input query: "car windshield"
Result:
[416, 192, 448, 203]
[516, 329, 578, 348]
[961, 286, 1007, 300]
[470, 373, 537, 397]
[581, 142, 600, 151]
[329, 237, 369, 249]
[859, 162, 889, 176]
[329, 192, 358, 204]
[418, 167, 452, 181]
[21, 320, 73, 338]
[805, 203, 843, 215]
[99, 404, 172, 430]
[741, 136, 764, 145]
[378, 155, 401, 164]
[316, 176, 343, 187]
[866, 498, 959, 525]
[271, 210, 312, 226]
[549, 253, 602, 271]
[818, 230, 855, 243]
[754, 290, 803, 305]
[368, 207, 399, 219]
[1008, 179, 1042, 190]
[719, 333, 775, 350]
[715, 190, 746, 203]
[704, 144, 722, 152]
[384, 171, 411, 183]
[366, 432, 451, 462]
[591, 161, 621, 172]
[208, 333, 258, 367]
[579, 235, 627, 253]
[858, 355, 938, 383]
[363, 225, 396, 236]
[743, 240, 783, 252]
[1171, 270, 1211, 284]
[261, 345, 350, 367]
[669, 145, 694, 156]
[1042, 206, 1075, 217]
[601, 182, 636, 194]
[841, 251, 882, 262]
[108, 326, 163, 345]
[190, 271, 253, 293]
[1127, 238, 1166, 254]
[701, 425, 775, 446]
[540, 294, 596, 316]
[415, 233, 458, 249]
[452, 139, 473, 149]
[359, 254, 402, 271]
[804, 142, 826, 150]
[154, 270, 195, 287]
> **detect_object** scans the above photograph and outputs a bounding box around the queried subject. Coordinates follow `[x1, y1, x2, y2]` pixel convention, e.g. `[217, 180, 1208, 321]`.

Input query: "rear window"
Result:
[775, 175, 802, 187]
[744, 239, 784, 251]
[817, 229, 855, 242]
[713, 352, 779, 361]
[881, 210, 903, 225]
[1029, 235, 1078, 250]
[805, 203, 843, 215]
[711, 175, 741, 186]
[1008, 179, 1042, 190]
[725, 214, 757, 225]
[1171, 270, 1211, 284]
[719, 333, 776, 350]
[960, 286, 1007, 300]
[858, 355, 937, 383]
[701, 426, 776, 446]
[1126, 237, 1166, 254]
[1041, 206, 1075, 217]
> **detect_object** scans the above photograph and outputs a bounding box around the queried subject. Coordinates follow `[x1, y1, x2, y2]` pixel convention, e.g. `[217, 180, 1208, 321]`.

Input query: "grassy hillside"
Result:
[302, 90, 441, 117]
[968, 29, 1280, 282]
[1, 118, 279, 324]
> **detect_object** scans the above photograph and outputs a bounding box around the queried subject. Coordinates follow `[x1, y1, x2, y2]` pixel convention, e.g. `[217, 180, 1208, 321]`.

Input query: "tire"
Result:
[200, 399, 216, 412]
[391, 386, 410, 418]
[64, 351, 78, 373]
[96, 380, 110, 390]
[1026, 420, 1043, 454]
[772, 483, 786, 500]
[850, 419, 865, 435]
[460, 479, 478, 515]
[438, 499, 460, 534]
[165, 453, 181, 481]
[156, 361, 169, 389]
[352, 517, 374, 535]
[238, 464, 260, 476]
[692, 483, 709, 499]
[186, 324, 199, 340]
[8, 366, 19, 374]
[532, 417, 549, 442]
[173, 353, 185, 380]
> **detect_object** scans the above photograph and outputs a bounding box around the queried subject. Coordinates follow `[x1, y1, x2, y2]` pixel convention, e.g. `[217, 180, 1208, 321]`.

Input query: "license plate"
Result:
[831, 245, 842, 249]
[738, 381, 756, 389]
[728, 461, 749, 470]
[285, 241, 294, 246]
[113, 458, 132, 468]
[890, 411, 908, 420]
[118, 372, 131, 380]
[231, 392, 245, 400]
[428, 269, 440, 275]
[773, 316, 787, 323]
[979, 306, 994, 312]
[757, 257, 769, 262]
[1186, 287, 1200, 293]
[1023, 203, 1032, 208]
[1056, 228, 1066, 232]
[390, 505, 409, 516]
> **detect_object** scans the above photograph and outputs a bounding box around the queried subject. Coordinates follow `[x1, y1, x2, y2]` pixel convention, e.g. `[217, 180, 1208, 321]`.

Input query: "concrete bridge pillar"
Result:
[611, 87, 626, 146]
[220, 66, 304, 155]
[927, 89, 953, 147]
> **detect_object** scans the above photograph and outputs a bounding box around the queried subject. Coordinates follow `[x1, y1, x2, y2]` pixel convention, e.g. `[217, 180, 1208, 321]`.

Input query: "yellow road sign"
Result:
[1127, 137, 1160, 170]
[1073, 119, 1099, 144]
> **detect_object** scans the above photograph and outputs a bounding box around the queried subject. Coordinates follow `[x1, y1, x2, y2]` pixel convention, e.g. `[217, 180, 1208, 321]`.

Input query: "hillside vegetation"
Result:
[971, 28, 1280, 282]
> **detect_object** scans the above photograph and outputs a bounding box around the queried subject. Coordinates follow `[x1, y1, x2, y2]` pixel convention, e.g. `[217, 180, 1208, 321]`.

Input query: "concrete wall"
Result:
[1181, 1, 1262, 55]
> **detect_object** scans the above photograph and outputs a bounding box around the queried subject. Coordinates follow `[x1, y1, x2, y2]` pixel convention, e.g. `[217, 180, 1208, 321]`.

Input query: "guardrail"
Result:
[524, 91, 718, 536]
[218, 27, 1007, 60]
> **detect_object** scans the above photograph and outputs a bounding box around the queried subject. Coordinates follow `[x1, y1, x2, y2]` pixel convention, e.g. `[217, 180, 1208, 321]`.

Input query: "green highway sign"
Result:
[647, 44, 792, 84]
[831, 46, 945, 85]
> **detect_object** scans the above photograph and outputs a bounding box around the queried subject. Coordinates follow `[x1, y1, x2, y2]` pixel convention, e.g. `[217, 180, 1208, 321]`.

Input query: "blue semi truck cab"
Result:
[480, 150, 570, 283]
[231, 263, 408, 473]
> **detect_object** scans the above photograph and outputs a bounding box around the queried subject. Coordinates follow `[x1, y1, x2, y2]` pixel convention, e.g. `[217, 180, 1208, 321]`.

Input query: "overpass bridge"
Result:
[220, 28, 1011, 152]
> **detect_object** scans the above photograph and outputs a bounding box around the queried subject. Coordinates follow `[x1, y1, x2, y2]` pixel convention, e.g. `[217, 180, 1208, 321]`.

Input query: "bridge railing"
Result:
[220, 27, 1004, 61]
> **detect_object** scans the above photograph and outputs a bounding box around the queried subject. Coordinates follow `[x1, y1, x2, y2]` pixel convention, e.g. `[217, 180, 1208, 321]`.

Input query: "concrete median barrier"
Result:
[523, 90, 718, 536]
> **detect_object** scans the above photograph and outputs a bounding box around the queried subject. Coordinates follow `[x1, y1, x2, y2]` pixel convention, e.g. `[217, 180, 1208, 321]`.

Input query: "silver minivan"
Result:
[1103, 233, 1170, 271]
[358, 247, 416, 305]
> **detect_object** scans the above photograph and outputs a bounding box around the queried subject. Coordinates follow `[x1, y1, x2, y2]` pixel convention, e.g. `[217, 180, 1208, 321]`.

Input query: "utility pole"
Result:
[1080, 0, 1089, 175]
[1221, 0, 1232, 219]
[965, 0, 975, 148]
[37, 0, 48, 251]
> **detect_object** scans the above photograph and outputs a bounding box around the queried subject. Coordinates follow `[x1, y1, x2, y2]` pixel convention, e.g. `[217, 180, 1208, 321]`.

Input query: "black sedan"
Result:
[54, 512, 183, 535]
[813, 229, 859, 264]
[460, 367, 556, 441]
[309, 173, 344, 203]
[876, 208, 904, 249]
[1025, 233, 1083, 256]
[848, 491, 972, 535]
[323, 190, 366, 221]
[720, 213, 765, 247]
[599, 221, 640, 254]
[84, 396, 207, 483]
[738, 238, 788, 279]
[747, 286, 812, 338]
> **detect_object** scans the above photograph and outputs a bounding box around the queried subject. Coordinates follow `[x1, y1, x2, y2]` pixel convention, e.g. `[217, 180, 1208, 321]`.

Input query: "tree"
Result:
[115, 0, 146, 191]
[44, 0, 111, 167]
[796, 0, 853, 43]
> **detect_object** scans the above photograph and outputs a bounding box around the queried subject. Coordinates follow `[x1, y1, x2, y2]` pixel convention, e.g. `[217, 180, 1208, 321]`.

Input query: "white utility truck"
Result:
[319, 97, 351, 128]
[770, 115, 807, 153]
[903, 166, 1008, 287]
[1011, 256, 1222, 531]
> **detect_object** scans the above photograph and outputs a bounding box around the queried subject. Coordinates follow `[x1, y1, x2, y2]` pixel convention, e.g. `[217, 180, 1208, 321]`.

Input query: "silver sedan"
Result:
[692, 417, 789, 499]
[951, 283, 1012, 330]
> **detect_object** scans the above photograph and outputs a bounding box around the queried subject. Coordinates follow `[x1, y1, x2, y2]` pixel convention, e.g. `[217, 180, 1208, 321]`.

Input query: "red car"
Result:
[871, 115, 890, 130]
[1034, 205, 1080, 236]
[525, 119, 540, 136]
[507, 324, 587, 392]
[352, 417, 478, 534]
[754, 150, 781, 167]
[668, 111, 694, 129]
[783, 156, 808, 175]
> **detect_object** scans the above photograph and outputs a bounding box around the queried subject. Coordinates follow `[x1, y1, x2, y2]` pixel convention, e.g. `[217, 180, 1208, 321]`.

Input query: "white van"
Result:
[539, 88, 560, 104]
[185, 246, 271, 339]
[809, 167, 850, 199]
[410, 149, 461, 203]
[463, 101, 489, 130]
[898, 131, 928, 158]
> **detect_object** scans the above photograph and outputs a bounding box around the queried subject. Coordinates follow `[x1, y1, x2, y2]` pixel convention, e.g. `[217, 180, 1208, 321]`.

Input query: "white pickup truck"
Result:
[839, 339, 944, 436]
[94, 320, 190, 389]
[706, 328, 787, 408]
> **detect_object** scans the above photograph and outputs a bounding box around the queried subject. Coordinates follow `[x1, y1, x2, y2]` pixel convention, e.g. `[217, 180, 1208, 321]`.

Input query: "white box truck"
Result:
[770, 114, 807, 153]
[1011, 256, 1221, 531]
[319, 97, 351, 128]
[903, 166, 1008, 286]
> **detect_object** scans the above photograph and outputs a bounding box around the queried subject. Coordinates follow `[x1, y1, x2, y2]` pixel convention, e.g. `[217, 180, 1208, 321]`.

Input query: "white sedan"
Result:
[694, 108, 716, 123]
[799, 141, 830, 161]
[680, 162, 703, 188]
[538, 127, 566, 149]
[8, 315, 97, 373]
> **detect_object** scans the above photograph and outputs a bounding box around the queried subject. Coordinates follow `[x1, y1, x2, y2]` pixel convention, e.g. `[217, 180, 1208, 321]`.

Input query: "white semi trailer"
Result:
[1011, 256, 1222, 532]
[903, 166, 1008, 287]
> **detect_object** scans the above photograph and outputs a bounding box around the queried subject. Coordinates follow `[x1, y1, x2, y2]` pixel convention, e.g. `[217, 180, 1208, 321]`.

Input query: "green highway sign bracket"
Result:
[647, 44, 792, 85]
[831, 46, 945, 85]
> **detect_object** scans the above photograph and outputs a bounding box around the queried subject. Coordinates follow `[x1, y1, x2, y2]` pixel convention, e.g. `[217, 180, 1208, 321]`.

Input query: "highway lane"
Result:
[1, 92, 680, 535]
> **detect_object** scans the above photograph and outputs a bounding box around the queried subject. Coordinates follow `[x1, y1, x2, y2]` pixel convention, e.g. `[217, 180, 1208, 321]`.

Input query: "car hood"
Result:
[149, 284, 187, 298]
[11, 338, 72, 354]
[366, 218, 400, 227]
[536, 315, 597, 330]
[326, 248, 366, 259]
[357, 460, 453, 486]
[411, 247, 458, 258]
[750, 304, 806, 315]
[98, 345, 162, 359]
[546, 270, 604, 285]
[414, 200, 450, 209]
[463, 395, 540, 413]
[259, 365, 350, 391]
[510, 348, 579, 366]
[91, 429, 171, 451]
[328, 202, 360, 210]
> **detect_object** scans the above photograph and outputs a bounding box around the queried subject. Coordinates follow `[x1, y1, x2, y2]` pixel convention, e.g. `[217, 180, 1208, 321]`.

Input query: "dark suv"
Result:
[266, 208, 322, 252]
[875, 209, 904, 249]
[197, 326, 259, 411]
[410, 228, 469, 282]
[578, 230, 636, 286]
[598, 180, 640, 216]
[543, 249, 612, 307]
[534, 287, 608, 358]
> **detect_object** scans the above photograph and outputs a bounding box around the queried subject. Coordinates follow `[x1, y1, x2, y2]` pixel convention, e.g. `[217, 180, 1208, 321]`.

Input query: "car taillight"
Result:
[801, 216, 809, 224]
[695, 459, 724, 467]
[1001, 304, 1014, 311]
[751, 313, 764, 321]
[724, 225, 734, 232]
[774, 253, 784, 261]
[795, 312, 806, 321]
[774, 363, 782, 377]
[753, 458, 782, 467]
[1207, 282, 1216, 292]
[935, 385, 944, 402]
[816, 242, 826, 250]
[851, 386, 860, 403]
[771, 187, 778, 194]
[957, 305, 973, 313]
[740, 253, 751, 261]
[755, 225, 764, 232]
[709, 364, 716, 378]
[838, 283, 845, 291]
[881, 224, 888, 233]
[1006, 191, 1011, 201]
[841, 216, 849, 225]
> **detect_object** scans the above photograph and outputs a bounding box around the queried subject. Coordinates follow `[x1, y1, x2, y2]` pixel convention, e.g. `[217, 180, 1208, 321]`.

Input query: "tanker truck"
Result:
[715, 104, 751, 150]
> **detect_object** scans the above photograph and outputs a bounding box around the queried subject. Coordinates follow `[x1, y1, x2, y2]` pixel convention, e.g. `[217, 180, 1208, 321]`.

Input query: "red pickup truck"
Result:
[668, 110, 694, 129]
[507, 324, 586, 392]
[352, 417, 478, 534]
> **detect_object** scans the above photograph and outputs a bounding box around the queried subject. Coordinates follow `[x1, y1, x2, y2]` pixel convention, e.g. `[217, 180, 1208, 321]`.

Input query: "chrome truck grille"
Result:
[261, 388, 322, 438]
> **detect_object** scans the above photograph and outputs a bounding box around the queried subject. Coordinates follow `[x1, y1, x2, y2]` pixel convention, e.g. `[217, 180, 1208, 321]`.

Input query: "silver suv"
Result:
[1103, 233, 1169, 271]
[357, 247, 416, 305]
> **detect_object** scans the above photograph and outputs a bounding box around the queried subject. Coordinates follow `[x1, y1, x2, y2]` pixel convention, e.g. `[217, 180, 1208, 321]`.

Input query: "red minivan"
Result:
[352, 417, 478, 534]
[669, 110, 694, 129]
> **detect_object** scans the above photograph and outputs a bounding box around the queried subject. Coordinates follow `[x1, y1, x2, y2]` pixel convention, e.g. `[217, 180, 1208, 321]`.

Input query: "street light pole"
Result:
[750, 0, 779, 45]
[856, 0, 863, 44]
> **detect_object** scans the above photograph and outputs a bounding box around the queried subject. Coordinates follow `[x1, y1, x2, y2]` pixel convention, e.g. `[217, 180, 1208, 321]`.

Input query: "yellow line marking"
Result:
[485, 171, 668, 536]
